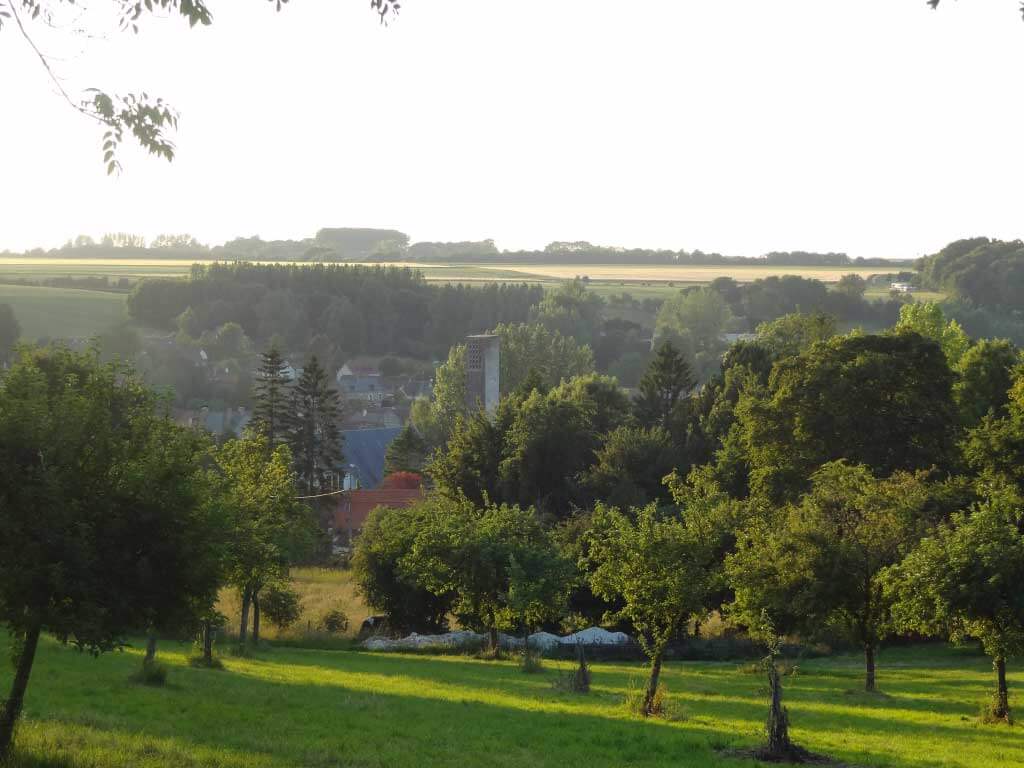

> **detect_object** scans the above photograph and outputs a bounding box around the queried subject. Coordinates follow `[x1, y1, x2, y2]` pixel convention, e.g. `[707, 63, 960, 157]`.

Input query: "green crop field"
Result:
[0, 284, 128, 340]
[0, 634, 1020, 768]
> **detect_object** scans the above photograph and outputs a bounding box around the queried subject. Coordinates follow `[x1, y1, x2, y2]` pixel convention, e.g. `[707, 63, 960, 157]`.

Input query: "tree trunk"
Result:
[643, 651, 663, 717]
[144, 630, 158, 665]
[765, 659, 791, 756]
[864, 641, 876, 692]
[239, 587, 251, 647]
[994, 656, 1011, 721]
[0, 623, 42, 761]
[202, 620, 214, 664]
[488, 626, 499, 653]
[252, 591, 261, 646]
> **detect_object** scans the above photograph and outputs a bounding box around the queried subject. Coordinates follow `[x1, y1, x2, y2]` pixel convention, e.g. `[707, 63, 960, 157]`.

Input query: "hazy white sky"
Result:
[2, 1, 1023, 258]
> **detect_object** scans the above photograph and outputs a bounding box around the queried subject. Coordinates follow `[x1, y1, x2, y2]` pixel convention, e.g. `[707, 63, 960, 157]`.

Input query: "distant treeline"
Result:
[127, 263, 542, 360]
[6, 229, 905, 267]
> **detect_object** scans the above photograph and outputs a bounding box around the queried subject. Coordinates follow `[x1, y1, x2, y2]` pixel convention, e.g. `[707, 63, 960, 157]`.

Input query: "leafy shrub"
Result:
[318, 608, 349, 634]
[623, 679, 673, 718]
[553, 645, 591, 693]
[261, 583, 302, 629]
[131, 659, 168, 686]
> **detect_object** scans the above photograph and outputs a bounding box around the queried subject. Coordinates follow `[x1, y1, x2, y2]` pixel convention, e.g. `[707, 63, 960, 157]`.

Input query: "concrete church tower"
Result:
[465, 334, 500, 414]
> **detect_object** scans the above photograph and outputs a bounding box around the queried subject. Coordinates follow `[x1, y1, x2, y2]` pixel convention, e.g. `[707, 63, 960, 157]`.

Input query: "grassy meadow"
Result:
[217, 567, 368, 644]
[0, 632, 1020, 768]
[0, 284, 127, 340]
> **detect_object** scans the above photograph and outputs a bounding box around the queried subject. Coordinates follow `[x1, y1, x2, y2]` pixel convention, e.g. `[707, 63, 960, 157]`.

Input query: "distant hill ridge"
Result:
[3, 229, 907, 268]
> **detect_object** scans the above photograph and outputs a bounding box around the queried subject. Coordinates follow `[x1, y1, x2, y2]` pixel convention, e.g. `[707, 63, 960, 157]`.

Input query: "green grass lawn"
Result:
[1, 635, 1020, 768]
[0, 284, 127, 340]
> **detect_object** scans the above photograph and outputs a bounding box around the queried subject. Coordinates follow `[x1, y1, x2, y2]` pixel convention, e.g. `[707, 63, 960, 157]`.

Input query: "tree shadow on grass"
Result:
[7, 637, 1024, 768]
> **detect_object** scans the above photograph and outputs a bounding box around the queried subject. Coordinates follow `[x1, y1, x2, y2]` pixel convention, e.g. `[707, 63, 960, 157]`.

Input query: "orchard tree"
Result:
[404, 496, 565, 652]
[0, 346, 224, 759]
[586, 503, 713, 716]
[727, 462, 936, 692]
[351, 502, 454, 634]
[213, 437, 311, 647]
[887, 490, 1024, 721]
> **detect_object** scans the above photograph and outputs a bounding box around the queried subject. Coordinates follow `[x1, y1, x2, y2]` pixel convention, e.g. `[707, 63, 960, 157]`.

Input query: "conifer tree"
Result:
[286, 356, 343, 493]
[384, 424, 428, 475]
[251, 348, 293, 451]
[633, 340, 695, 430]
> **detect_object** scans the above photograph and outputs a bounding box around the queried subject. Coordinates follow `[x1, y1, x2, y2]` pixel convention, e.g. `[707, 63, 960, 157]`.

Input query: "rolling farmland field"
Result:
[0, 258, 928, 340]
[0, 284, 127, 340]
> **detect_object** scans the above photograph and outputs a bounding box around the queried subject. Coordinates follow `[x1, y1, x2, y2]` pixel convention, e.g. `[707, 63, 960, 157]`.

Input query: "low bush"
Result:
[318, 608, 350, 634]
[261, 583, 302, 629]
[623, 680, 668, 717]
[130, 659, 168, 686]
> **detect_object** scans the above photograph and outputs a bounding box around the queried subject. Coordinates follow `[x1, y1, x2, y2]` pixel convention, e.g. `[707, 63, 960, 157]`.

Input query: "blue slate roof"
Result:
[341, 427, 403, 489]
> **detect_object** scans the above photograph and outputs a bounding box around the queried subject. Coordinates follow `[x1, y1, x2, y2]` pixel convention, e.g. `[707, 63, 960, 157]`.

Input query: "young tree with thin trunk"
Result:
[886, 489, 1024, 722]
[0, 346, 223, 760]
[727, 461, 936, 692]
[586, 503, 712, 717]
[214, 437, 311, 650]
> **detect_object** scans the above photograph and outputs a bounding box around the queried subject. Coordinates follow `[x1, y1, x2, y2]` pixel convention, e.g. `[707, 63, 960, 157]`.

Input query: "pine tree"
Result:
[251, 348, 293, 451]
[384, 424, 428, 475]
[633, 341, 695, 429]
[286, 356, 343, 493]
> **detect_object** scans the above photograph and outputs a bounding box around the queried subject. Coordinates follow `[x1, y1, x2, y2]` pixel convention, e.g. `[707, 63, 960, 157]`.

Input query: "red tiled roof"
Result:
[334, 487, 425, 533]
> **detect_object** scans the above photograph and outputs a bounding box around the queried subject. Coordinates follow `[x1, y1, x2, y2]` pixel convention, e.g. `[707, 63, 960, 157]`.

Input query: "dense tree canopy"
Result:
[737, 332, 957, 501]
[918, 238, 1024, 312]
[128, 263, 541, 361]
[0, 346, 225, 758]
